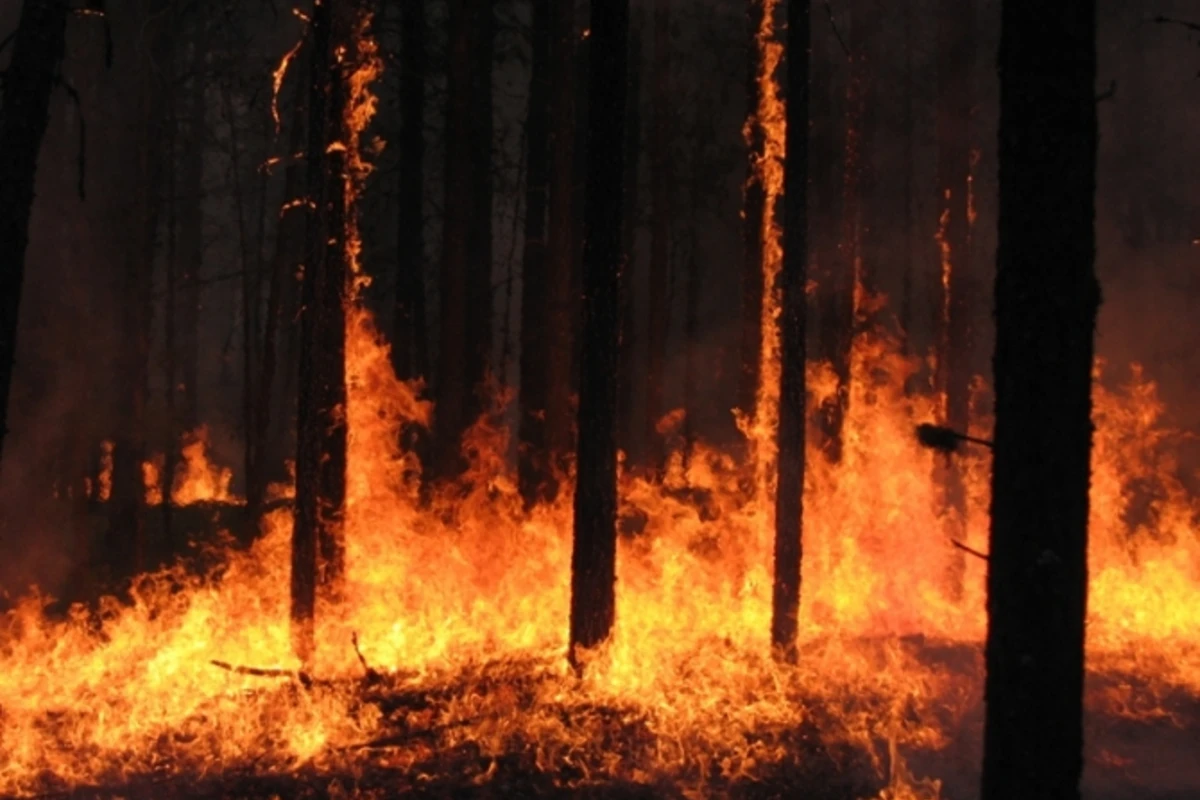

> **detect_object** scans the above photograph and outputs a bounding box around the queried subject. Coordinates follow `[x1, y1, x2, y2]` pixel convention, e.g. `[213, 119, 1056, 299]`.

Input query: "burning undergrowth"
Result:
[0, 315, 1197, 798]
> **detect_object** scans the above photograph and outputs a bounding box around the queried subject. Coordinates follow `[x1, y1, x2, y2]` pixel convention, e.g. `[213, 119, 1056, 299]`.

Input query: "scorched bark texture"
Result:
[570, 0, 629, 659]
[771, 0, 809, 658]
[517, 0, 554, 508]
[293, 0, 349, 662]
[981, 2, 1098, 798]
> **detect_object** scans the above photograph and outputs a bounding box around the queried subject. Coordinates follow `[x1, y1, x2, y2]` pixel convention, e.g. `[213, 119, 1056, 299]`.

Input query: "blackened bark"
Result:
[434, 0, 472, 480]
[394, 0, 428, 383]
[739, 0, 767, 426]
[465, 0, 494, 422]
[254, 56, 311, 517]
[617, 15, 642, 467]
[644, 0, 671, 475]
[682, 189, 701, 464]
[570, 0, 629, 660]
[0, 0, 70, 467]
[817, 3, 862, 465]
[771, 0, 809, 659]
[935, 0, 975, 594]
[293, 0, 349, 661]
[110, 0, 171, 581]
[517, 0, 554, 507]
[177, 53, 204, 434]
[544, 0, 577, 463]
[981, 3, 1097, 797]
[899, 1, 916, 369]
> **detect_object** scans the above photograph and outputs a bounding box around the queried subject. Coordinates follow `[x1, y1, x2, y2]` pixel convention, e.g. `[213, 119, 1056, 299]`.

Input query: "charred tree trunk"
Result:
[899, 2, 916, 370]
[0, 0, 70, 468]
[617, 14, 642, 468]
[935, 0, 975, 596]
[739, 0, 767, 428]
[772, 0, 810, 660]
[981, 2, 1097, 797]
[177, 50, 204, 435]
[394, 0, 428, 383]
[517, 0, 554, 507]
[110, 0, 171, 582]
[682, 182, 701, 464]
[254, 52, 311, 516]
[465, 0, 494, 423]
[293, 0, 349, 662]
[569, 0, 629, 661]
[544, 0, 577, 467]
[817, 3, 863, 465]
[644, 0, 671, 475]
[434, 0, 473, 480]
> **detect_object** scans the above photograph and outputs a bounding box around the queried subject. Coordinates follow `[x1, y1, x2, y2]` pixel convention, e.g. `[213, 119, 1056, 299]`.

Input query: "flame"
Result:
[271, 37, 304, 137]
[0, 9, 1196, 798]
[738, 0, 785, 506]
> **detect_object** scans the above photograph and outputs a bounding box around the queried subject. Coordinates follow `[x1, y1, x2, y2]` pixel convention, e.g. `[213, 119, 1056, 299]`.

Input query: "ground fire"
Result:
[0, 0, 1196, 798]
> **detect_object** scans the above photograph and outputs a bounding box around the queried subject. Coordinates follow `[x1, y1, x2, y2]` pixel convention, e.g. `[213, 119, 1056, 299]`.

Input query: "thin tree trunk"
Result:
[739, 0, 767, 427]
[544, 0, 577, 464]
[617, 14, 642, 468]
[817, 3, 861, 465]
[899, 1, 916, 371]
[935, 0, 975, 596]
[569, 0, 629, 662]
[981, 2, 1097, 796]
[178, 52, 205, 433]
[256, 54, 311, 513]
[434, 0, 473, 480]
[395, 0, 427, 382]
[644, 0, 671, 475]
[110, 0, 171, 582]
[682, 186, 701, 464]
[293, 0, 349, 662]
[465, 0, 494, 421]
[0, 0, 71, 469]
[517, 0, 554, 507]
[772, 0, 809, 660]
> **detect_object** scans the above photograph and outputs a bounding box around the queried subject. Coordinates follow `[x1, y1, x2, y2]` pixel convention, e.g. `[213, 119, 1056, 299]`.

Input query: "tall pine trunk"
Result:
[544, 0, 577, 466]
[643, 0, 671, 475]
[981, 2, 1098, 796]
[570, 0, 629, 661]
[771, 0, 809, 659]
[395, 0, 428, 383]
[935, 0, 975, 596]
[465, 0, 494, 424]
[517, 0, 554, 506]
[0, 0, 71, 467]
[293, 0, 349, 662]
[739, 0, 767, 428]
[617, 15, 642, 468]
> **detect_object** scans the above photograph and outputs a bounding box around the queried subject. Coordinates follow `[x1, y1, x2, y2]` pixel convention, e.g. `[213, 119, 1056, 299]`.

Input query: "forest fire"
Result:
[0, 327, 1197, 797]
[0, 0, 1196, 797]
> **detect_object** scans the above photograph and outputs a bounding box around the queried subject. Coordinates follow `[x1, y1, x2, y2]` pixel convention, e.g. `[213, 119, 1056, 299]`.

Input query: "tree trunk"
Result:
[544, 0, 577, 465]
[569, 0, 629, 661]
[517, 0, 554, 507]
[293, 0, 349, 663]
[739, 0, 767, 427]
[394, 0, 428, 383]
[935, 0, 975, 596]
[465, 0, 494, 422]
[771, 0, 809, 659]
[434, 0, 473, 480]
[255, 50, 311, 516]
[0, 0, 70, 469]
[816, 2, 861, 465]
[617, 13, 642, 468]
[644, 0, 671, 475]
[177, 49, 204, 435]
[899, 1, 916, 370]
[981, 3, 1097, 797]
[109, 0, 172, 582]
